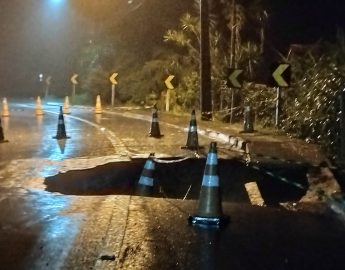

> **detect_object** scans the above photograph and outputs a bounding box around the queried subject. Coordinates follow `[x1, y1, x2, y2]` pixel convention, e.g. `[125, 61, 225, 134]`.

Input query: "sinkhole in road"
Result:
[44, 158, 310, 205]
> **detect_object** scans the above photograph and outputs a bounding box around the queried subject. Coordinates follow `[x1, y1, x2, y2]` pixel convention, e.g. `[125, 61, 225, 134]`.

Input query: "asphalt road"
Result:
[0, 100, 219, 269]
[1, 101, 208, 161]
[0, 100, 345, 270]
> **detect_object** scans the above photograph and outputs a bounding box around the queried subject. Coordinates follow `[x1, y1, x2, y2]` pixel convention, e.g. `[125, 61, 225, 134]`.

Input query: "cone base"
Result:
[188, 215, 229, 228]
[135, 184, 154, 197]
[181, 145, 204, 151]
[240, 129, 256, 133]
[53, 136, 70, 140]
[148, 134, 164, 138]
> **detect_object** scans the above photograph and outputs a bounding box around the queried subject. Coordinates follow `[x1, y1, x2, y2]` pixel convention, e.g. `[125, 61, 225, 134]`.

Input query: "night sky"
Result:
[0, 0, 85, 96]
[1, 0, 345, 96]
[265, 0, 345, 51]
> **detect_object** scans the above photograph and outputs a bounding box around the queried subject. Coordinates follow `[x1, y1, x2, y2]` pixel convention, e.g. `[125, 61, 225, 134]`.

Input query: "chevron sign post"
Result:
[271, 63, 291, 128]
[227, 68, 243, 88]
[272, 63, 291, 88]
[226, 68, 244, 124]
[164, 75, 175, 112]
[45, 76, 52, 99]
[71, 74, 79, 100]
[109, 73, 118, 106]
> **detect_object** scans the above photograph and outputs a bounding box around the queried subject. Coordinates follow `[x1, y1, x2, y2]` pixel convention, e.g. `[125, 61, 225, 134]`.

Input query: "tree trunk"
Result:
[200, 0, 212, 120]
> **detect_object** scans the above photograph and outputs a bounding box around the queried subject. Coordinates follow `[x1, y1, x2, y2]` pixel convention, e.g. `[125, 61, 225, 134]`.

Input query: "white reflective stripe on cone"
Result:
[206, 153, 218, 165]
[190, 125, 197, 132]
[138, 176, 154, 186]
[144, 160, 155, 170]
[202, 175, 219, 187]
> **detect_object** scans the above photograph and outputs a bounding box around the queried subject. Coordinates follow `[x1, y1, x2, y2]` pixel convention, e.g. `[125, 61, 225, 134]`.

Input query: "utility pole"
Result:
[200, 0, 212, 121]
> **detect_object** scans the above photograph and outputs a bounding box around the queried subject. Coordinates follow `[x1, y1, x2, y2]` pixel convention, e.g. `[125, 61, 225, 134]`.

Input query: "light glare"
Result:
[51, 0, 64, 5]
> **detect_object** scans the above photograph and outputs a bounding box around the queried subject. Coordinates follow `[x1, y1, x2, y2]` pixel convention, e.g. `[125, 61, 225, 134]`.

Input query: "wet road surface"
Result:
[112, 197, 345, 270]
[1, 100, 344, 269]
[0, 101, 223, 269]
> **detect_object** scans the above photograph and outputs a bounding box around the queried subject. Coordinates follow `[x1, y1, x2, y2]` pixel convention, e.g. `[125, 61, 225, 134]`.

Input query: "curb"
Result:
[200, 128, 249, 153]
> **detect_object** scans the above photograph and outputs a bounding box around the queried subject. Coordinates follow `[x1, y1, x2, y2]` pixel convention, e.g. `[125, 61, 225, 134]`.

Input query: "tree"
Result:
[282, 31, 345, 159]
[218, 0, 267, 122]
[72, 0, 193, 105]
[75, 41, 116, 103]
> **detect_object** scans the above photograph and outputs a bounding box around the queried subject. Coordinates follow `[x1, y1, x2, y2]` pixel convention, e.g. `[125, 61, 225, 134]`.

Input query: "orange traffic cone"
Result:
[148, 104, 163, 138]
[95, 95, 102, 114]
[35, 96, 44, 116]
[0, 118, 9, 143]
[182, 110, 202, 150]
[63, 96, 70, 114]
[135, 153, 155, 196]
[53, 106, 70, 140]
[1, 98, 10, 117]
[188, 142, 229, 227]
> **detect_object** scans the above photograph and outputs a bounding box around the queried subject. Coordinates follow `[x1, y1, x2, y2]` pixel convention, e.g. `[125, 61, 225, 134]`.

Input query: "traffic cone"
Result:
[53, 106, 70, 140]
[135, 153, 155, 196]
[95, 95, 102, 114]
[188, 142, 229, 227]
[35, 96, 44, 116]
[182, 110, 202, 150]
[148, 104, 163, 138]
[1, 98, 10, 117]
[63, 96, 70, 114]
[0, 118, 9, 143]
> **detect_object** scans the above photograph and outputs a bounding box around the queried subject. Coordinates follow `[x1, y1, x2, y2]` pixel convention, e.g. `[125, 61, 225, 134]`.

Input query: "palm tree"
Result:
[240, 41, 260, 80]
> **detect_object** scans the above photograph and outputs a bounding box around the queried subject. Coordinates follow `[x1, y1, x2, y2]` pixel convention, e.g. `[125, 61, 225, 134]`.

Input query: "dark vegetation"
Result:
[64, 0, 345, 160]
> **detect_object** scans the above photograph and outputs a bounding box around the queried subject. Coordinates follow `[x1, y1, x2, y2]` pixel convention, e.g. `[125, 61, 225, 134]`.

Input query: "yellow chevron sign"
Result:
[272, 63, 291, 87]
[45, 76, 52, 85]
[110, 73, 118, 85]
[227, 69, 243, 88]
[164, 75, 175, 90]
[71, 74, 79, 85]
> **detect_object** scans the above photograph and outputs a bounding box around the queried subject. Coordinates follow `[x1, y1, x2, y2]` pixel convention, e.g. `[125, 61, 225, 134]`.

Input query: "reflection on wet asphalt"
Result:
[23, 190, 80, 270]
[5, 189, 345, 269]
[0, 107, 116, 160]
[1, 103, 345, 269]
[0, 104, 127, 269]
[0, 189, 80, 269]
